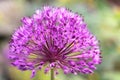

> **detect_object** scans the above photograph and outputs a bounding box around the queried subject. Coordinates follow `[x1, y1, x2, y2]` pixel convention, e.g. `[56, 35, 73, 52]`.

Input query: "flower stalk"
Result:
[51, 68, 54, 80]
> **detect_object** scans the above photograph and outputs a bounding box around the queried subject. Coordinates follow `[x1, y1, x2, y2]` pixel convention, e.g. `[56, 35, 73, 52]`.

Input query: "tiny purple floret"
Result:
[8, 6, 102, 77]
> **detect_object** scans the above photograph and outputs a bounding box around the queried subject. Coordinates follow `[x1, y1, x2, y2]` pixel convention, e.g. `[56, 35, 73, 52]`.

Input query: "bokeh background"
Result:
[0, 0, 120, 80]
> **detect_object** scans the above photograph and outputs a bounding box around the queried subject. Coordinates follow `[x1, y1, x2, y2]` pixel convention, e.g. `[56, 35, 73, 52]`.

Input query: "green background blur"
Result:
[0, 0, 120, 80]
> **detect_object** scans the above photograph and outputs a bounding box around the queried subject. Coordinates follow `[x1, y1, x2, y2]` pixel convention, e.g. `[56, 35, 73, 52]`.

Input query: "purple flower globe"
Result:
[8, 6, 101, 77]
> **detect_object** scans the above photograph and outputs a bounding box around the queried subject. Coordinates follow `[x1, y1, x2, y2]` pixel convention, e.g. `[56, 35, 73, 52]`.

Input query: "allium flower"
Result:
[8, 7, 101, 77]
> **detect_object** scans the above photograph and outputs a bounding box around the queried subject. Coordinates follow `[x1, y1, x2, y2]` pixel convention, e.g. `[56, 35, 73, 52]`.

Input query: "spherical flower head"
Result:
[8, 6, 101, 77]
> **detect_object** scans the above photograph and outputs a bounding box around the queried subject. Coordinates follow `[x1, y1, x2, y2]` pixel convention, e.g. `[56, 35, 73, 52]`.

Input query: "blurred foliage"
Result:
[0, 0, 120, 80]
[88, 73, 100, 80]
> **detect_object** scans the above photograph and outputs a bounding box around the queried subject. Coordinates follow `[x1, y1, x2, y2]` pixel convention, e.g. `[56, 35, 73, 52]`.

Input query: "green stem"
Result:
[51, 68, 54, 80]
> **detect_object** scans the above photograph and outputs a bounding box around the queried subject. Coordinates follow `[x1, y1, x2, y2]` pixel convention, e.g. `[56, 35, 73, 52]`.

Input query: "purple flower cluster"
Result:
[8, 7, 101, 77]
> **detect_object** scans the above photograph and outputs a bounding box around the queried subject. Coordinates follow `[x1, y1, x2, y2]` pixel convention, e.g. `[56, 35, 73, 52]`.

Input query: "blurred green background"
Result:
[0, 0, 120, 80]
